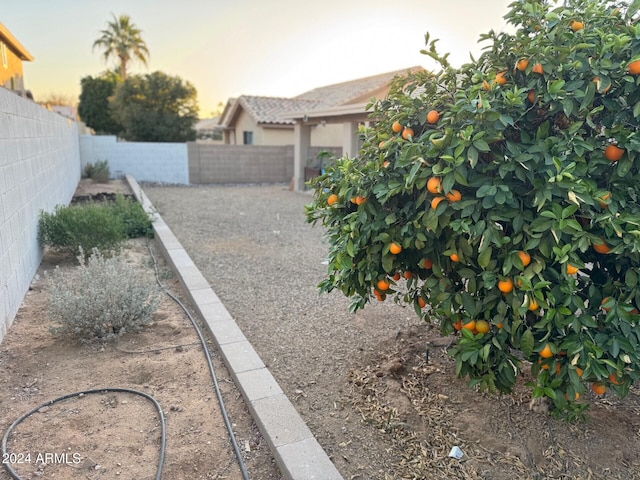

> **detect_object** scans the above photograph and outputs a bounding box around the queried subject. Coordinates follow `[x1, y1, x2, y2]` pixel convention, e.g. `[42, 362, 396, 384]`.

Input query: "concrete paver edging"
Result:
[126, 175, 343, 480]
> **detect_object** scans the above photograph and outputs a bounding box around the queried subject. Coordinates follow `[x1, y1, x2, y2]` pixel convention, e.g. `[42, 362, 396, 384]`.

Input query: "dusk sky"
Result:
[3, 0, 513, 117]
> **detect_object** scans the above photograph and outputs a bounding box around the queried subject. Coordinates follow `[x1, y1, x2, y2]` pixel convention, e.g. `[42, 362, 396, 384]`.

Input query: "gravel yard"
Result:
[143, 183, 424, 476]
[142, 184, 640, 480]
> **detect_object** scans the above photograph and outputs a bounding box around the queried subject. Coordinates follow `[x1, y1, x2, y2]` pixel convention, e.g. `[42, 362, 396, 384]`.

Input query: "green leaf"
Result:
[626, 270, 638, 288]
[473, 139, 491, 152]
[521, 329, 534, 358]
[548, 79, 565, 95]
[478, 246, 492, 269]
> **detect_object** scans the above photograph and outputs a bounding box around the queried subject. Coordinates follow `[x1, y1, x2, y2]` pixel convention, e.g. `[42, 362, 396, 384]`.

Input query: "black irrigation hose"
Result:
[147, 242, 250, 480]
[1, 388, 166, 480]
[114, 341, 201, 355]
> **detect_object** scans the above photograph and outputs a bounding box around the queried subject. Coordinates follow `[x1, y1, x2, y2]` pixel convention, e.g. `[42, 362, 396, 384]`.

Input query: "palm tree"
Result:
[93, 14, 150, 81]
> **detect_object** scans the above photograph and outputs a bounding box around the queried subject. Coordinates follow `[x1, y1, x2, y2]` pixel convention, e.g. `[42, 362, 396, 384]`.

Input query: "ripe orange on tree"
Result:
[403, 270, 413, 280]
[373, 289, 386, 302]
[391, 121, 403, 133]
[528, 298, 539, 311]
[532, 63, 544, 74]
[566, 264, 579, 275]
[376, 278, 390, 291]
[462, 320, 476, 331]
[628, 59, 640, 75]
[570, 20, 584, 31]
[517, 251, 531, 267]
[402, 127, 414, 140]
[445, 189, 462, 202]
[327, 194, 339, 206]
[422, 258, 433, 269]
[539, 344, 554, 359]
[592, 382, 606, 395]
[417, 296, 426, 309]
[453, 319, 463, 331]
[389, 242, 402, 255]
[495, 71, 507, 85]
[449, 253, 459, 262]
[427, 177, 442, 194]
[604, 144, 624, 162]
[431, 196, 446, 209]
[497, 278, 514, 294]
[575, 367, 584, 378]
[593, 239, 610, 254]
[426, 110, 440, 124]
[608, 373, 621, 385]
[516, 58, 529, 71]
[527, 90, 537, 103]
[482, 80, 491, 91]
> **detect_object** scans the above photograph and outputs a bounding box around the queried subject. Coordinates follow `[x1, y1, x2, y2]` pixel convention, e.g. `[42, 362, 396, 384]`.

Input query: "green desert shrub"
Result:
[111, 194, 154, 239]
[82, 160, 110, 182]
[38, 195, 153, 255]
[38, 202, 126, 255]
[48, 248, 162, 341]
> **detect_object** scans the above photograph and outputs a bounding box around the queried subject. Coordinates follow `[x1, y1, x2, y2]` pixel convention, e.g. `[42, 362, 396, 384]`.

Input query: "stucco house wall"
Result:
[0, 23, 33, 94]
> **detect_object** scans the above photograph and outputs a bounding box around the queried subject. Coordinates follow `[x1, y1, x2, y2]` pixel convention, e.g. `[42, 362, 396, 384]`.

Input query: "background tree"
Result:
[93, 14, 149, 81]
[111, 71, 199, 142]
[78, 72, 122, 135]
[38, 92, 76, 107]
[306, 0, 640, 418]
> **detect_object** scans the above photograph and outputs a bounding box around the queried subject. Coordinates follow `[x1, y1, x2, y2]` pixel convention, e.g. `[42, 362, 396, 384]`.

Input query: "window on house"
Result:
[1, 42, 7, 68]
[243, 131, 253, 145]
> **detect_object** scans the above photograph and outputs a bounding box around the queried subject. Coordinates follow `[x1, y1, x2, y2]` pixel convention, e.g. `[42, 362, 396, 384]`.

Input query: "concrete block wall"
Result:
[79, 135, 188, 184]
[188, 144, 342, 184]
[0, 88, 80, 344]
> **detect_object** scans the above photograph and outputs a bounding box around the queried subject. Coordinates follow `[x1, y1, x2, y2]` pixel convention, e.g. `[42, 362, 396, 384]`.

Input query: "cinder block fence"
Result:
[0, 89, 80, 343]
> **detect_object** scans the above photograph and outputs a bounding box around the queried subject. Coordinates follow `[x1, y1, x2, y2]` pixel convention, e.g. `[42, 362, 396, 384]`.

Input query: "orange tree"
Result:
[306, 0, 640, 417]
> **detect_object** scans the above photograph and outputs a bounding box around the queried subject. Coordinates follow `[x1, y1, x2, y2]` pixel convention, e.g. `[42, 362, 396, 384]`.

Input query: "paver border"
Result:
[126, 175, 343, 480]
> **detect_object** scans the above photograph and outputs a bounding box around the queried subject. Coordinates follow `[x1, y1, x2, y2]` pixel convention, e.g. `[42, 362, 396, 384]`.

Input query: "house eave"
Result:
[0, 23, 34, 62]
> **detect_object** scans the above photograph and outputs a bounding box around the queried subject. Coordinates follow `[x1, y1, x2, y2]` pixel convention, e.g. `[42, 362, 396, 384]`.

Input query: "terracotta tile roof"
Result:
[239, 96, 321, 125]
[294, 66, 423, 106]
[221, 66, 424, 127]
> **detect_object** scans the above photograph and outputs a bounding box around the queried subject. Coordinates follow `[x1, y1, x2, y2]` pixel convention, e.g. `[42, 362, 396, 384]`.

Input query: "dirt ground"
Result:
[0, 181, 281, 480]
[2, 180, 640, 480]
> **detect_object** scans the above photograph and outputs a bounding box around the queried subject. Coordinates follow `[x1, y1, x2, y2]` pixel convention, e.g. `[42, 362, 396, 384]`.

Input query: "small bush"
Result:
[38, 203, 126, 255]
[82, 160, 110, 182]
[38, 195, 154, 255]
[111, 194, 154, 238]
[48, 248, 162, 341]
[82, 162, 95, 179]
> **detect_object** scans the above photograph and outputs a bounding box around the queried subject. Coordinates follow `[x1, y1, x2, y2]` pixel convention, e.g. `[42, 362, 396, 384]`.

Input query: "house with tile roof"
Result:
[218, 66, 423, 148]
[0, 23, 34, 97]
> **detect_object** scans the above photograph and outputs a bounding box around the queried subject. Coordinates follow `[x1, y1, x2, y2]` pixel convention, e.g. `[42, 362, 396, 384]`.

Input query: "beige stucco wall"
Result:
[261, 126, 294, 146]
[234, 109, 259, 144]
[310, 123, 342, 147]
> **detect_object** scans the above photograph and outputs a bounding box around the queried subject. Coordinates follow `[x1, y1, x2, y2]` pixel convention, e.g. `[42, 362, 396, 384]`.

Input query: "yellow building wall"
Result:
[0, 41, 25, 91]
